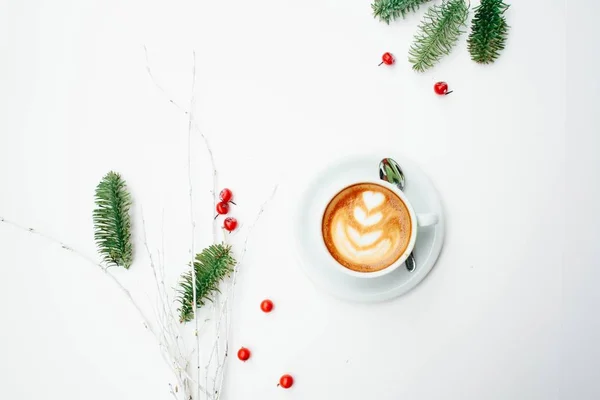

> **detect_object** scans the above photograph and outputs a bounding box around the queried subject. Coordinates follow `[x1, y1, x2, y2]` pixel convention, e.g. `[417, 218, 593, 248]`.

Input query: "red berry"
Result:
[434, 81, 452, 95]
[379, 52, 394, 66]
[220, 188, 233, 203]
[216, 202, 229, 215]
[223, 217, 238, 232]
[279, 374, 294, 389]
[260, 299, 274, 313]
[237, 347, 251, 362]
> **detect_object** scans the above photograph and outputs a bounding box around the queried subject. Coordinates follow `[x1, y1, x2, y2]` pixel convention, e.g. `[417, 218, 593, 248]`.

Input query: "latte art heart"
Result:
[353, 207, 382, 227]
[322, 183, 412, 273]
[362, 191, 385, 210]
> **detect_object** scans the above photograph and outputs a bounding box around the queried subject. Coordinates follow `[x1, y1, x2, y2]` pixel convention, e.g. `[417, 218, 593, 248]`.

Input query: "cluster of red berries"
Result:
[215, 188, 238, 232]
[378, 52, 453, 96]
[237, 299, 294, 389]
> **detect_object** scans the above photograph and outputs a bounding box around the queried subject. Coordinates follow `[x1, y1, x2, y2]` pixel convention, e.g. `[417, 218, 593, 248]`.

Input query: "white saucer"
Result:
[292, 154, 445, 302]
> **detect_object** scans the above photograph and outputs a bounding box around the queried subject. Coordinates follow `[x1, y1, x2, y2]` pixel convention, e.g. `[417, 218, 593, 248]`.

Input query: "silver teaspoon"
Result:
[379, 158, 417, 272]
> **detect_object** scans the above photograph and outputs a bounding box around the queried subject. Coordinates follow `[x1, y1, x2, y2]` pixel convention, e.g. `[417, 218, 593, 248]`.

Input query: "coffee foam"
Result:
[322, 183, 412, 273]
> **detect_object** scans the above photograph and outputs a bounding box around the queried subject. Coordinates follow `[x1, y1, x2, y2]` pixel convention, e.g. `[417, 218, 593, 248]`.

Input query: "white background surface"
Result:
[0, 1, 595, 399]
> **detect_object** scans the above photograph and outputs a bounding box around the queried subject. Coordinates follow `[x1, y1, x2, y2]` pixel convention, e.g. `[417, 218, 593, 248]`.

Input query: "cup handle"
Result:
[416, 213, 439, 227]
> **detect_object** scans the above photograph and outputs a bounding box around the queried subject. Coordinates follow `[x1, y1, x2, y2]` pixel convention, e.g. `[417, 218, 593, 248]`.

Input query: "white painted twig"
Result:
[143, 45, 188, 115]
[145, 46, 222, 399]
[145, 45, 278, 399]
[141, 212, 206, 399]
[209, 184, 279, 398]
[183, 49, 203, 400]
[143, 47, 218, 216]
[0, 216, 157, 334]
[0, 216, 206, 399]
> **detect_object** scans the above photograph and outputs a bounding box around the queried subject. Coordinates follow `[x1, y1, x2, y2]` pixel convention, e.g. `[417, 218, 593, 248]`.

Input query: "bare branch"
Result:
[0, 216, 156, 334]
[183, 50, 205, 400]
[144, 45, 188, 115]
[206, 183, 279, 397]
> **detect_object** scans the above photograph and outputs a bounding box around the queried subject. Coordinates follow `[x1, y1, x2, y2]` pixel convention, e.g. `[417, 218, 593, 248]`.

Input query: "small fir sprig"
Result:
[409, 0, 469, 72]
[372, 0, 432, 24]
[468, 0, 510, 64]
[177, 244, 236, 323]
[93, 171, 133, 268]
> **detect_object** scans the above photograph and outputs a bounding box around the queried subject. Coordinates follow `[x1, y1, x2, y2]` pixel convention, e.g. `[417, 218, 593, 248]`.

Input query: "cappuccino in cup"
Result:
[321, 183, 412, 273]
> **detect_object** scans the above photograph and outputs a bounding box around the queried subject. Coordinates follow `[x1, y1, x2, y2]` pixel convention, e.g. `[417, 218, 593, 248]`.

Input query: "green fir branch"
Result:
[372, 0, 432, 24]
[468, 0, 510, 64]
[177, 244, 236, 323]
[93, 172, 133, 269]
[408, 0, 469, 72]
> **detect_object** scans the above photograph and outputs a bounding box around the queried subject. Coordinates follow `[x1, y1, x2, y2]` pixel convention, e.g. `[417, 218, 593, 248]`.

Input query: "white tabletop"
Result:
[0, 1, 583, 399]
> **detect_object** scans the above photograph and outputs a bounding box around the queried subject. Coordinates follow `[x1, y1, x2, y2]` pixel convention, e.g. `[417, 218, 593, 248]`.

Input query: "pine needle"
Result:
[93, 172, 133, 269]
[177, 244, 236, 323]
[372, 0, 432, 24]
[468, 0, 510, 64]
[408, 0, 469, 72]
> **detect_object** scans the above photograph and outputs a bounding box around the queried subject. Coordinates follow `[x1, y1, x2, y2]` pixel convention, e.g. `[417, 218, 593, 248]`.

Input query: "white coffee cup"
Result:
[320, 180, 439, 279]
